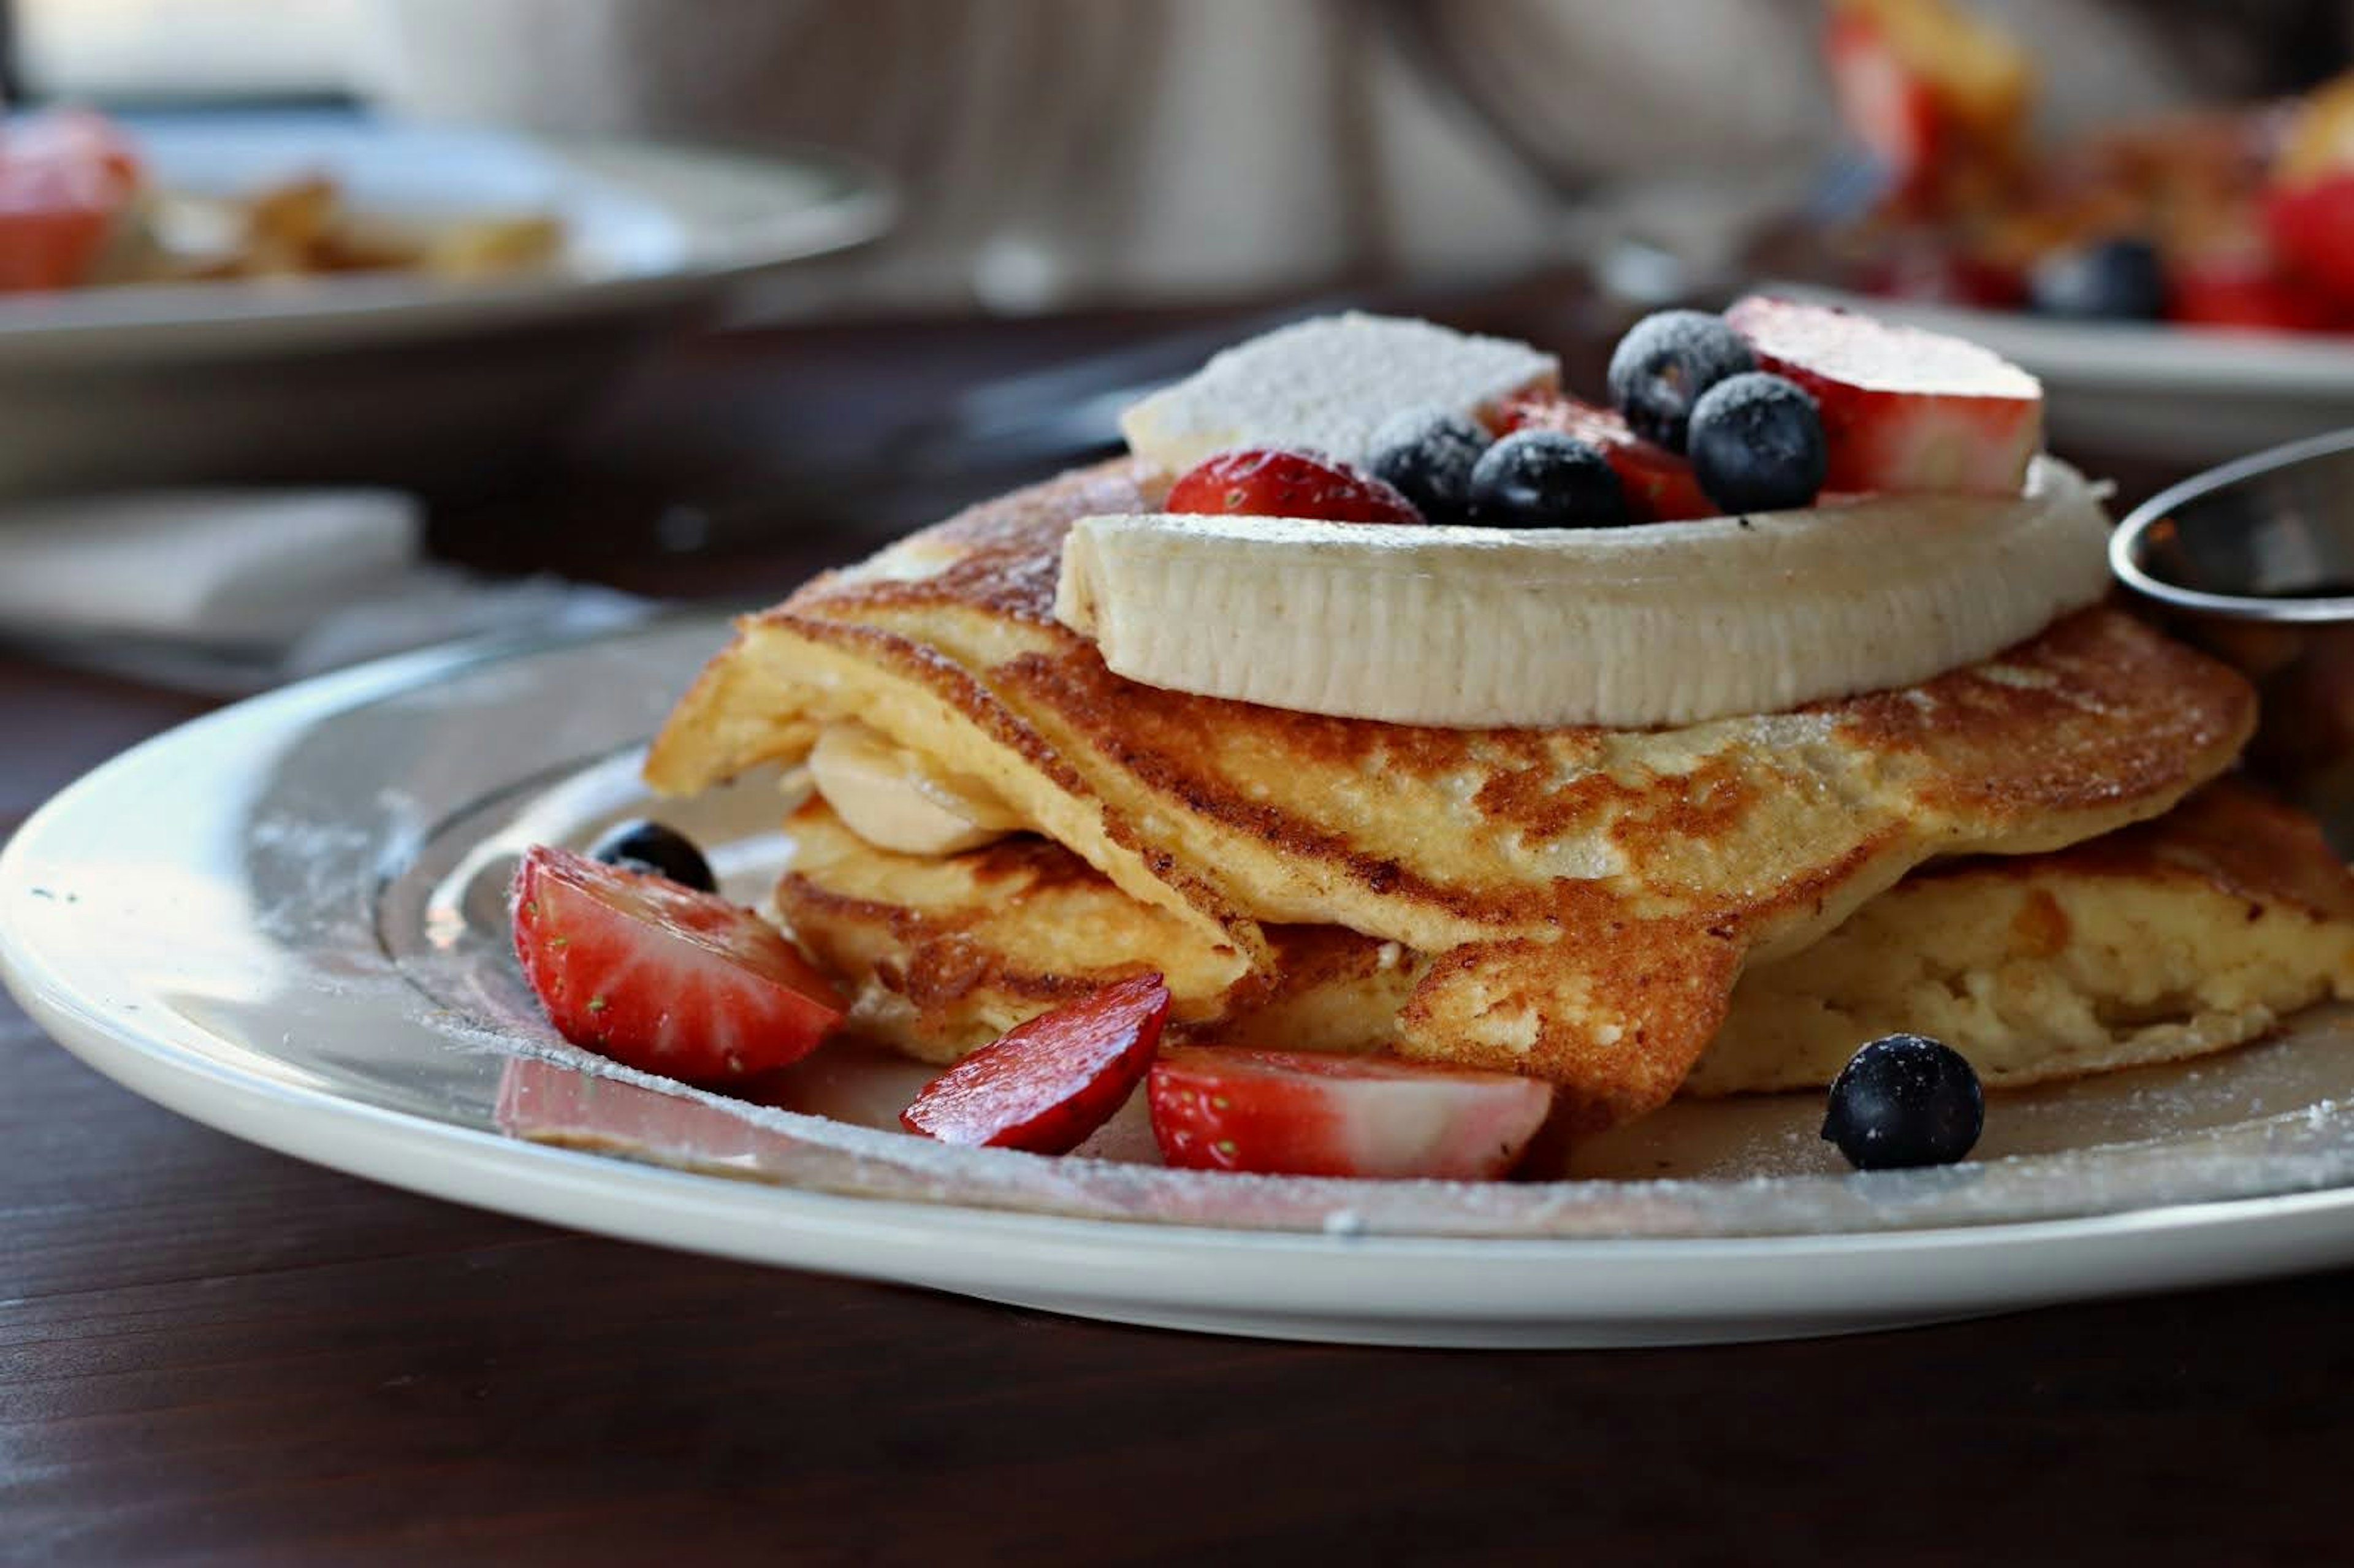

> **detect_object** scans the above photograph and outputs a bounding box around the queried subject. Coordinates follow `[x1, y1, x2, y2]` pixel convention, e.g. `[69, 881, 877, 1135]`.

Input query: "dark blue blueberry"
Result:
[1822, 1033, 1984, 1170]
[1368, 405, 1491, 525]
[1606, 309, 1757, 452]
[1686, 371, 1826, 514]
[588, 819, 716, 892]
[2028, 237, 2166, 321]
[1466, 428, 1628, 528]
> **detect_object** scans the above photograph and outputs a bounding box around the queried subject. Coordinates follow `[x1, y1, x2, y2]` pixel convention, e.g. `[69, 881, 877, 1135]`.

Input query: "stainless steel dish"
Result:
[2111, 428, 2354, 852]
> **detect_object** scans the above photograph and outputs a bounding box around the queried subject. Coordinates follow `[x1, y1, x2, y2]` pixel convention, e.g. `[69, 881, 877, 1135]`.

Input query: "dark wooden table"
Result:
[6, 299, 2350, 1566]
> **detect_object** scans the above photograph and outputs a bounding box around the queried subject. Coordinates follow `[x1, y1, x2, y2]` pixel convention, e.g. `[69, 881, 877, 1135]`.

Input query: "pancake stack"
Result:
[645, 313, 2354, 1137]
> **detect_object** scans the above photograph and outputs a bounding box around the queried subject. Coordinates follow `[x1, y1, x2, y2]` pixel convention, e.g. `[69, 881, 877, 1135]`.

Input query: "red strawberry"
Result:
[2264, 174, 2354, 306]
[1723, 295, 2042, 497]
[901, 973, 1170, 1152]
[510, 845, 844, 1084]
[0, 112, 143, 293]
[1147, 1048, 1555, 1180]
[2169, 254, 2348, 333]
[1496, 392, 1717, 520]
[1165, 447, 1423, 525]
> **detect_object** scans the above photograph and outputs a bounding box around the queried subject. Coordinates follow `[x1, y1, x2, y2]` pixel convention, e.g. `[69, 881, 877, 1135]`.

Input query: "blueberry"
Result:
[1368, 405, 1490, 524]
[1821, 1033, 1984, 1170]
[588, 818, 715, 892]
[1607, 309, 1757, 452]
[1686, 371, 1826, 514]
[1467, 429, 1628, 528]
[2028, 237, 2166, 321]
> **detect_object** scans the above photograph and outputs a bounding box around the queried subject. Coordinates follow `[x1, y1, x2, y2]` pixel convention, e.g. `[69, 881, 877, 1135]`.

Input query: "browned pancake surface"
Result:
[651, 460, 2257, 1128]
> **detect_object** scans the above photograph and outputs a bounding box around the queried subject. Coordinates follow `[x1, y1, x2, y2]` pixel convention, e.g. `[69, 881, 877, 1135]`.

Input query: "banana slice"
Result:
[807, 721, 1024, 856]
[1054, 457, 2113, 729]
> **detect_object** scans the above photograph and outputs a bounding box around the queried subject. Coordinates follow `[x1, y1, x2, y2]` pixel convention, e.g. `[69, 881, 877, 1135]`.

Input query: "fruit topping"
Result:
[2026, 235, 2166, 321]
[1165, 447, 1423, 526]
[1367, 406, 1490, 525]
[1821, 1032, 1984, 1170]
[1497, 393, 1716, 521]
[1468, 429, 1628, 529]
[901, 973, 1170, 1153]
[1686, 372, 1827, 514]
[510, 845, 845, 1084]
[1606, 309, 1758, 452]
[587, 818, 717, 892]
[1147, 1048, 1555, 1179]
[1724, 294, 2042, 497]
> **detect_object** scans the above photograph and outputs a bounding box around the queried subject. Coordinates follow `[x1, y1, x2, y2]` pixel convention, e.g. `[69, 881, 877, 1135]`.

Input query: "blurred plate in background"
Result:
[0, 112, 893, 498]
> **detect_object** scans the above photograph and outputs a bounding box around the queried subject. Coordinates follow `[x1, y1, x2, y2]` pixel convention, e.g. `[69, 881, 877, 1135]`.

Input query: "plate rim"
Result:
[0, 119, 895, 363]
[20, 957, 2354, 1338]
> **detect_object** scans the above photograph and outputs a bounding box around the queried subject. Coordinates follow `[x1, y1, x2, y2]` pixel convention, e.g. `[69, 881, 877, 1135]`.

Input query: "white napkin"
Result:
[0, 489, 653, 693]
[0, 489, 425, 642]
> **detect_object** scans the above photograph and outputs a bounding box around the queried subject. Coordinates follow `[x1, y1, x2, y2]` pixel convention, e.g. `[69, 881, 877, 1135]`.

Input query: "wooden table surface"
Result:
[6, 297, 2351, 1566]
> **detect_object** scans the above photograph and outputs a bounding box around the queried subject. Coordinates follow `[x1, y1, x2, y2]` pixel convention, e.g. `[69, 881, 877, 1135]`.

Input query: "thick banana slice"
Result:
[807, 721, 1023, 856]
[1054, 457, 2113, 729]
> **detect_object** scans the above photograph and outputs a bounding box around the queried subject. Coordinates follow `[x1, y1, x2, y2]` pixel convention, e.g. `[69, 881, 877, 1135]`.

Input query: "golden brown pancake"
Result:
[652, 460, 2256, 1129]
[779, 783, 2354, 1093]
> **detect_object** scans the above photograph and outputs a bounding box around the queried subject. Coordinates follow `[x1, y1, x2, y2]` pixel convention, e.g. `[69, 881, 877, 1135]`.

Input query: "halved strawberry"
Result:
[1496, 392, 1716, 520]
[510, 845, 845, 1085]
[1724, 295, 2041, 497]
[1147, 1048, 1555, 1180]
[902, 973, 1170, 1152]
[1166, 447, 1423, 525]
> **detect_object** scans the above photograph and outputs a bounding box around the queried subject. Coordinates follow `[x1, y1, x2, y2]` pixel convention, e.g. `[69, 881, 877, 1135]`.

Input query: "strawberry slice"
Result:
[510, 845, 845, 1085]
[901, 973, 1170, 1152]
[1724, 295, 2041, 497]
[1147, 1048, 1555, 1180]
[1166, 447, 1423, 525]
[1496, 392, 1716, 520]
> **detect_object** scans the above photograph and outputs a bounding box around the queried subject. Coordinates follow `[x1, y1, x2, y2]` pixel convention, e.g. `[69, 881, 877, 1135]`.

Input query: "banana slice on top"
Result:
[1053, 457, 2113, 730]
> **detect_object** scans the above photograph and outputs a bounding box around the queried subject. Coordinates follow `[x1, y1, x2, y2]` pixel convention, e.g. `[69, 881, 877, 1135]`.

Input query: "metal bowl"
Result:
[2111, 428, 2354, 853]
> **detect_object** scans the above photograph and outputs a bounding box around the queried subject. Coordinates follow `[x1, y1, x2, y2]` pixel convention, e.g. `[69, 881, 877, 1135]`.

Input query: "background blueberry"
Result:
[2028, 237, 2167, 321]
[1607, 309, 1757, 451]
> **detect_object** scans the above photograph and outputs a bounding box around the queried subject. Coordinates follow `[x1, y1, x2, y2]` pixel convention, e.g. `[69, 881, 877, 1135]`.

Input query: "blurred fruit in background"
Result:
[1823, 0, 2354, 336]
[0, 109, 142, 291]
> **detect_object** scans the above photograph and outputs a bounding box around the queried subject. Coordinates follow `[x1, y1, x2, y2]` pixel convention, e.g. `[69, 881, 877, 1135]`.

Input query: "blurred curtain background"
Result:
[17, 0, 2354, 311]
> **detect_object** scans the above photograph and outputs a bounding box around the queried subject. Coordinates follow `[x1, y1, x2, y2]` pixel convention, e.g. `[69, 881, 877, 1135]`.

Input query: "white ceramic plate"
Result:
[8, 617, 2354, 1349]
[0, 113, 891, 494]
[1770, 284, 2354, 463]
